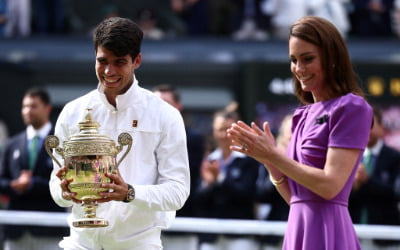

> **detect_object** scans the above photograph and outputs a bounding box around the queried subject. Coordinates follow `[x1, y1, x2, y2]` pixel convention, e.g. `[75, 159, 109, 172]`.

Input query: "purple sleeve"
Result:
[328, 94, 373, 149]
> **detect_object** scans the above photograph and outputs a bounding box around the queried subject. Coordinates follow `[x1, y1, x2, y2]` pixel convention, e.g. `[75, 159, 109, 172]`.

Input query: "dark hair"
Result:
[93, 17, 144, 60]
[24, 87, 51, 105]
[152, 84, 181, 103]
[289, 16, 365, 104]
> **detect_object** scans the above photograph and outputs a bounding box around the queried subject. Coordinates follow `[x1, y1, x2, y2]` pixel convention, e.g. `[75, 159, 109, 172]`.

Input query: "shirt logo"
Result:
[314, 114, 329, 125]
[132, 120, 138, 127]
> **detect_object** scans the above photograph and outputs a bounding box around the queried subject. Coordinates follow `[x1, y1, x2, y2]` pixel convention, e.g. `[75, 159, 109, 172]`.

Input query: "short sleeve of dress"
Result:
[328, 94, 373, 149]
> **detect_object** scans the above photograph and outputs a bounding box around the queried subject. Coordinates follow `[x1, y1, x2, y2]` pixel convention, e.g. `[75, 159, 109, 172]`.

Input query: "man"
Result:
[153, 84, 205, 250]
[0, 87, 68, 250]
[350, 105, 400, 250]
[49, 17, 190, 250]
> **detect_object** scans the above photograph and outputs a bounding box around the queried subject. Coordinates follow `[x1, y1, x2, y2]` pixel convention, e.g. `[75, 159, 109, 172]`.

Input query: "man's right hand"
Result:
[57, 166, 80, 203]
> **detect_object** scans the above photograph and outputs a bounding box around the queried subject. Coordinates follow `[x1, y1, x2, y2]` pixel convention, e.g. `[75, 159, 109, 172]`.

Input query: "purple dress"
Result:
[283, 93, 373, 250]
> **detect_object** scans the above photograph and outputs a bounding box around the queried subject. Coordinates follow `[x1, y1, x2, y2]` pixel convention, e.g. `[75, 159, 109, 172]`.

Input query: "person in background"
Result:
[136, 8, 165, 40]
[0, 87, 68, 250]
[307, 0, 350, 38]
[259, 0, 307, 40]
[350, 0, 395, 37]
[32, 0, 65, 34]
[349, 105, 400, 250]
[394, 0, 400, 38]
[255, 114, 291, 250]
[153, 84, 205, 250]
[0, 0, 6, 37]
[227, 16, 373, 250]
[49, 17, 190, 250]
[196, 106, 260, 250]
[4, 0, 31, 37]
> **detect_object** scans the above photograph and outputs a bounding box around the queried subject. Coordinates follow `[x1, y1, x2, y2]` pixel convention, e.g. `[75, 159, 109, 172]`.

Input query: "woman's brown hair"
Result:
[289, 16, 365, 104]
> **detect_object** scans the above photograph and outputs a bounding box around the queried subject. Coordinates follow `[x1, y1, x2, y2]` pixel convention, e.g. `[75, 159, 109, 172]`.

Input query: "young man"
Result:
[49, 17, 190, 250]
[0, 87, 68, 250]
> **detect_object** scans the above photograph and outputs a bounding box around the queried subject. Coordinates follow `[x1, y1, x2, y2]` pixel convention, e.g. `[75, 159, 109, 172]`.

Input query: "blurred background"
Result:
[0, 0, 399, 149]
[0, 1, 399, 250]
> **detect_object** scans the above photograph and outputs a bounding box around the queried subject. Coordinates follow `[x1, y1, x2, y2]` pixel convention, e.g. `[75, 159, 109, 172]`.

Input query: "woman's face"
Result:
[213, 116, 235, 150]
[289, 36, 328, 102]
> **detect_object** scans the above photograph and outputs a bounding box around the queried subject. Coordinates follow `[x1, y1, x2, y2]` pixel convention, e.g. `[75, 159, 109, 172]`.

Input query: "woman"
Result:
[227, 16, 373, 250]
[197, 107, 259, 250]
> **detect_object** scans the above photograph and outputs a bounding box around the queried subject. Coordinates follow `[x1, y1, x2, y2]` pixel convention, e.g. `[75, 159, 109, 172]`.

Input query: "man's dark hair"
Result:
[24, 87, 51, 105]
[93, 17, 144, 60]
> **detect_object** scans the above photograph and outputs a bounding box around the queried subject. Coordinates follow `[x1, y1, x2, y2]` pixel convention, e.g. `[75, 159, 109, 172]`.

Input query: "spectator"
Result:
[4, 0, 31, 37]
[207, 0, 240, 36]
[153, 84, 206, 250]
[196, 106, 260, 250]
[394, 0, 400, 37]
[232, 0, 269, 40]
[136, 8, 165, 40]
[32, 0, 65, 34]
[0, 87, 68, 250]
[350, 0, 395, 37]
[0, 0, 6, 37]
[260, 0, 307, 40]
[171, 0, 209, 36]
[307, 0, 351, 38]
[0, 119, 8, 153]
[349, 105, 400, 250]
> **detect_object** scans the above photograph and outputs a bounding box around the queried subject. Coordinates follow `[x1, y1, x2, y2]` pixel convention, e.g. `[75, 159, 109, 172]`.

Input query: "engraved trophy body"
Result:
[45, 109, 132, 228]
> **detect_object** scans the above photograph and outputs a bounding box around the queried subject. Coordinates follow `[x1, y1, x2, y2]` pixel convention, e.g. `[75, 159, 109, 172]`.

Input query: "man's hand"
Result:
[97, 171, 129, 203]
[57, 166, 80, 203]
[201, 159, 220, 186]
[10, 170, 32, 193]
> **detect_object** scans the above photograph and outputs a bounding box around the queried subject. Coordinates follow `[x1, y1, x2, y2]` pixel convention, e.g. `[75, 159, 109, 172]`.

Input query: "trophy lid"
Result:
[62, 109, 118, 157]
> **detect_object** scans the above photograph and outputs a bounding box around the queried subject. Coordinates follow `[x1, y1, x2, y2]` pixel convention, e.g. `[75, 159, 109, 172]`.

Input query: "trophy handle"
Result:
[45, 135, 63, 168]
[116, 132, 133, 168]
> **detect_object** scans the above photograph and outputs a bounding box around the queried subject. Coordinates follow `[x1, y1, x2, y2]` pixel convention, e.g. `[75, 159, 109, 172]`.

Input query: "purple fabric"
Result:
[283, 93, 373, 250]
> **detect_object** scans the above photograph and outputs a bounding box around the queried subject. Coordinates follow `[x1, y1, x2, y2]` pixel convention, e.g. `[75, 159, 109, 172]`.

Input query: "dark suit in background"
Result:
[0, 129, 67, 239]
[349, 144, 400, 246]
[0, 87, 67, 250]
[349, 106, 400, 249]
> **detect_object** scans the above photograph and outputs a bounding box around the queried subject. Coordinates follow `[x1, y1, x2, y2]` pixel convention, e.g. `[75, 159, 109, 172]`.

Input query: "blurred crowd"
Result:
[0, 0, 400, 40]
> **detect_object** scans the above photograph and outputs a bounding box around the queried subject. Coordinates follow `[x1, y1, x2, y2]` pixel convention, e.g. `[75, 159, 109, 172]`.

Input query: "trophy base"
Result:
[73, 218, 109, 228]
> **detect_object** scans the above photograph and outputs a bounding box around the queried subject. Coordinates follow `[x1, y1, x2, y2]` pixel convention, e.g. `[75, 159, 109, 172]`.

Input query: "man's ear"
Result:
[133, 53, 142, 69]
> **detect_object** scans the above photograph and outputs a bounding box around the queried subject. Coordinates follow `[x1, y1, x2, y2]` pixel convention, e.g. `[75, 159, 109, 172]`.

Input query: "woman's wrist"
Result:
[269, 174, 287, 186]
[263, 164, 286, 184]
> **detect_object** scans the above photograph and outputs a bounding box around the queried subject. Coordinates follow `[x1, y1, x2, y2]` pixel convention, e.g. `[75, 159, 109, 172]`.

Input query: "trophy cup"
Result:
[45, 108, 132, 228]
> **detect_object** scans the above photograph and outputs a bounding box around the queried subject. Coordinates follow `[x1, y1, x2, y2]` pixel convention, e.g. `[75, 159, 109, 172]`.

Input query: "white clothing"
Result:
[5, 0, 31, 37]
[49, 78, 190, 249]
[26, 122, 51, 141]
[261, 0, 308, 40]
[307, 0, 350, 37]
